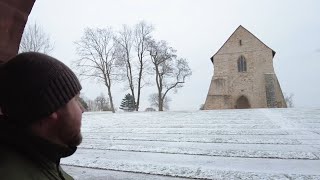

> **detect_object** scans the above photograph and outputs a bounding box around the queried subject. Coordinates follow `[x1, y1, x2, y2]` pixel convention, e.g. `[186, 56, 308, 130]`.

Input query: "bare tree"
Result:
[87, 99, 97, 111]
[284, 93, 294, 108]
[133, 21, 153, 111]
[199, 104, 205, 110]
[114, 25, 136, 110]
[114, 21, 153, 111]
[148, 40, 192, 111]
[149, 93, 171, 111]
[19, 22, 54, 54]
[74, 27, 117, 113]
[95, 93, 110, 111]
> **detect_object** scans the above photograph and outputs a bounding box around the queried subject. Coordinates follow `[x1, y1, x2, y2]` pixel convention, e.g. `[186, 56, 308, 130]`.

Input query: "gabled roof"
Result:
[210, 25, 276, 64]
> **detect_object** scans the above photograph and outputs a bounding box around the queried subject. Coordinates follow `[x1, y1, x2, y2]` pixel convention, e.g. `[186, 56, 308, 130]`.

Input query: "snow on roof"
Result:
[62, 108, 320, 179]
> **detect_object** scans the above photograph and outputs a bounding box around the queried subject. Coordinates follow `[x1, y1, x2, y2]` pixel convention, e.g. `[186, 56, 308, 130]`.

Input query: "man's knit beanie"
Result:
[0, 52, 82, 126]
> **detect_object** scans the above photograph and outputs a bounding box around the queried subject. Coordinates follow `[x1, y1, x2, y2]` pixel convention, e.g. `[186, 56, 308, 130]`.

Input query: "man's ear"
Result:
[37, 112, 59, 128]
[30, 112, 59, 133]
[48, 112, 59, 123]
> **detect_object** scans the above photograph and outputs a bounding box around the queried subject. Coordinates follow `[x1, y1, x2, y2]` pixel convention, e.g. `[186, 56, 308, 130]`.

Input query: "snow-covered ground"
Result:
[61, 108, 320, 179]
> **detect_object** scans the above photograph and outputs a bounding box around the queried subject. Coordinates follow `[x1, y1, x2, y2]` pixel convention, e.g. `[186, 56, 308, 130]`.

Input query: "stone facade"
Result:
[204, 26, 286, 109]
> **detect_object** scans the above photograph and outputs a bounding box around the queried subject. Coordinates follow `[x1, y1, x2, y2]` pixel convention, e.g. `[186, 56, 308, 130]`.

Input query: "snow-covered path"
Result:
[62, 108, 320, 179]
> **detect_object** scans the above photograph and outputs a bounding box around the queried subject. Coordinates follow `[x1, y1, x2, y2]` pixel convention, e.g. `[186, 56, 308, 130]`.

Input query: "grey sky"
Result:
[28, 0, 320, 110]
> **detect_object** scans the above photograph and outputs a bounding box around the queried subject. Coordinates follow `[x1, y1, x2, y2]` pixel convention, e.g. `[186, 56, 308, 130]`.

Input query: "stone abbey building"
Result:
[204, 26, 287, 109]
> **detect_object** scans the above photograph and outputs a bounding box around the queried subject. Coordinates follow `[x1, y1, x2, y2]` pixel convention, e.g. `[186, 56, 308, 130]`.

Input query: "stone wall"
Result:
[265, 73, 277, 108]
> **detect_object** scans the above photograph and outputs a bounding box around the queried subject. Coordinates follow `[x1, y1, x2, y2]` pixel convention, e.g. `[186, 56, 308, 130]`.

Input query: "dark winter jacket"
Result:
[0, 122, 76, 180]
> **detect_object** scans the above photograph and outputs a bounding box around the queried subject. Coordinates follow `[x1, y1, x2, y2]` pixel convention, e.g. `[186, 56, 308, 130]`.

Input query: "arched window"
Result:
[237, 55, 247, 72]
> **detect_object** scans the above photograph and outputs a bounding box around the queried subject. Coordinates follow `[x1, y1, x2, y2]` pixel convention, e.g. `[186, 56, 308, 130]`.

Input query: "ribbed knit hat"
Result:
[0, 52, 82, 126]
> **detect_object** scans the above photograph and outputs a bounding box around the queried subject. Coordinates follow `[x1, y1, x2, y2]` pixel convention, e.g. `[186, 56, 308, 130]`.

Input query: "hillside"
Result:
[62, 108, 320, 179]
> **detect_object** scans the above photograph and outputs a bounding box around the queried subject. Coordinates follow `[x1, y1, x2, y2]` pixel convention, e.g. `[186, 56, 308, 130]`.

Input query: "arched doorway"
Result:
[235, 96, 250, 109]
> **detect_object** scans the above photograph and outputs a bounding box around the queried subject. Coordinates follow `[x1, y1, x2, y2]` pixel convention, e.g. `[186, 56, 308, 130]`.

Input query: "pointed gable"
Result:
[210, 25, 276, 64]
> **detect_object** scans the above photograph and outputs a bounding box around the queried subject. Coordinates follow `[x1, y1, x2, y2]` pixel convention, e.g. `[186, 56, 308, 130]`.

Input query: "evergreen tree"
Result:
[119, 93, 136, 112]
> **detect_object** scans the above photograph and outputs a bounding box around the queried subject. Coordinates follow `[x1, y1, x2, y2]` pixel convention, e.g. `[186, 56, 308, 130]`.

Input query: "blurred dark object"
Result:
[0, 0, 35, 63]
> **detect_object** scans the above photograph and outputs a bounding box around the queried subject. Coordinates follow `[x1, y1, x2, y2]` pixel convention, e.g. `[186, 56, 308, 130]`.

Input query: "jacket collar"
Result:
[0, 121, 77, 164]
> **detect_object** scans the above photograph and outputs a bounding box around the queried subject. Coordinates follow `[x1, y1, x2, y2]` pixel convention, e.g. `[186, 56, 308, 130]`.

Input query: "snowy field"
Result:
[61, 108, 320, 179]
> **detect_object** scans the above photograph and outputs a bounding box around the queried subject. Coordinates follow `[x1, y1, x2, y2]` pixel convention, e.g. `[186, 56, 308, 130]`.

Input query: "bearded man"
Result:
[0, 52, 84, 180]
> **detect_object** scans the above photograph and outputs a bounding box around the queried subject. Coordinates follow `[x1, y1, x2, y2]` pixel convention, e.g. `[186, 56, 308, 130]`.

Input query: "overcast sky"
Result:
[27, 0, 320, 111]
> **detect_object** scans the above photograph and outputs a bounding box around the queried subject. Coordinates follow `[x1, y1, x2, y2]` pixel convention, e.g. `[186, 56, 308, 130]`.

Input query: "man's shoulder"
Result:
[0, 145, 53, 180]
[1, 145, 33, 165]
[0, 145, 39, 178]
[0, 145, 74, 180]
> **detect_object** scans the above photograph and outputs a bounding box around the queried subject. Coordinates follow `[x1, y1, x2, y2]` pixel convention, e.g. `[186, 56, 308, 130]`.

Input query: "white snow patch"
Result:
[62, 108, 320, 179]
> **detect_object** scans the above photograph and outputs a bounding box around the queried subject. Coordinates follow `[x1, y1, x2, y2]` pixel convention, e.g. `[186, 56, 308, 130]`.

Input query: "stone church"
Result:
[204, 26, 287, 109]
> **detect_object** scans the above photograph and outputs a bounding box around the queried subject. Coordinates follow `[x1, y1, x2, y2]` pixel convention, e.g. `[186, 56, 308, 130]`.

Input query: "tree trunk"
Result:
[107, 86, 115, 113]
[136, 61, 143, 111]
[126, 49, 136, 111]
[158, 93, 163, 111]
[129, 81, 136, 111]
[159, 104, 163, 111]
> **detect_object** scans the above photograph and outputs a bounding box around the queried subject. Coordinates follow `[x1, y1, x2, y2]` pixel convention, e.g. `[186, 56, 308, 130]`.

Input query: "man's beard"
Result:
[66, 132, 83, 147]
[56, 117, 83, 147]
